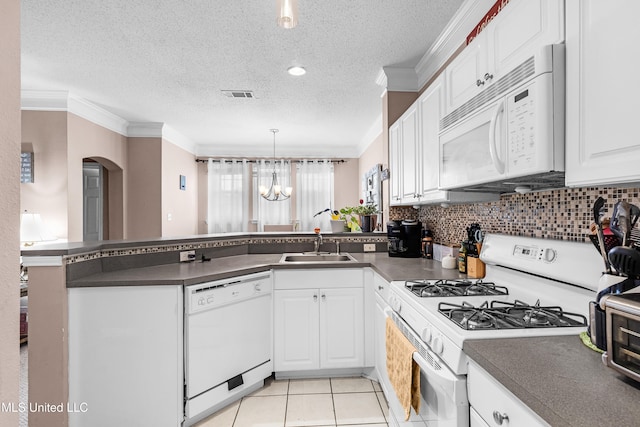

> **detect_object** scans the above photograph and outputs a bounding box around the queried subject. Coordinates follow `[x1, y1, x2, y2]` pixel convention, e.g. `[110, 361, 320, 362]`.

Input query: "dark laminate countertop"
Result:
[464, 336, 640, 427]
[68, 252, 466, 287]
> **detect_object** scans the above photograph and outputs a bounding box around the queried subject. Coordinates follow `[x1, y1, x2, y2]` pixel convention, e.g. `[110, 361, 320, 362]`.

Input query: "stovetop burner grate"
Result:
[405, 279, 509, 297]
[438, 299, 588, 330]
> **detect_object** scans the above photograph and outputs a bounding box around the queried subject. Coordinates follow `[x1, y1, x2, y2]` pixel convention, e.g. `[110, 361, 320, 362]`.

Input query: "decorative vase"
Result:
[330, 220, 346, 233]
[360, 215, 377, 233]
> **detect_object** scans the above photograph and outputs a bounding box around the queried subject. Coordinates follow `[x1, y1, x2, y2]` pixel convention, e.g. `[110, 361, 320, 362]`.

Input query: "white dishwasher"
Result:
[184, 271, 273, 425]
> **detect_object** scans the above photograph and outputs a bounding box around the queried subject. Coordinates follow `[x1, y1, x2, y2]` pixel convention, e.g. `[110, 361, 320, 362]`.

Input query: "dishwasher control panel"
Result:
[186, 272, 272, 314]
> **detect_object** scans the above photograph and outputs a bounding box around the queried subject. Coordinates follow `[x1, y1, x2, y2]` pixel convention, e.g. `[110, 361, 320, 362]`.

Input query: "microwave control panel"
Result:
[507, 82, 536, 168]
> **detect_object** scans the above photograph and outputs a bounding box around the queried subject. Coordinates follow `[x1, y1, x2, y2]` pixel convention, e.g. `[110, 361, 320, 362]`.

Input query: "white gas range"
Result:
[382, 234, 603, 426]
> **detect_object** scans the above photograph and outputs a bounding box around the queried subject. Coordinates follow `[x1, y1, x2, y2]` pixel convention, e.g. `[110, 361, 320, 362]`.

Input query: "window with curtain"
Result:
[296, 160, 334, 232]
[254, 160, 292, 231]
[207, 159, 249, 233]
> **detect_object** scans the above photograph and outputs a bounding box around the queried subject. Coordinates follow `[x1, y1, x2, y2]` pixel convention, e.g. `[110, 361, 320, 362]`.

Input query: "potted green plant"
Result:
[352, 201, 379, 232]
[338, 206, 361, 232]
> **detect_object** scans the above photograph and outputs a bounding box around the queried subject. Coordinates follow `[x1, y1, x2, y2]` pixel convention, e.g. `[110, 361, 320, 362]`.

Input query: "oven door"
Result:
[384, 309, 469, 427]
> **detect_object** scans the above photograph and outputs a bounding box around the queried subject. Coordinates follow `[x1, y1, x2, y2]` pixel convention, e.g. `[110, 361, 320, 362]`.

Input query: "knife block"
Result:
[466, 257, 485, 279]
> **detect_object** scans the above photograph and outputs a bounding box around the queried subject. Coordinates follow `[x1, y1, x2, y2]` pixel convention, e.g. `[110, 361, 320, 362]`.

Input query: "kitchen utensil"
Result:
[593, 197, 611, 273]
[610, 201, 631, 246]
[608, 246, 640, 279]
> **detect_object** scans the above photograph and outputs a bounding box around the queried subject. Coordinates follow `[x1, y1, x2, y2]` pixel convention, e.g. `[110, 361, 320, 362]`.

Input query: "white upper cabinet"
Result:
[418, 76, 445, 199]
[389, 121, 402, 204]
[400, 103, 419, 203]
[445, 41, 486, 113]
[487, 0, 564, 80]
[565, 0, 640, 187]
[445, 0, 564, 113]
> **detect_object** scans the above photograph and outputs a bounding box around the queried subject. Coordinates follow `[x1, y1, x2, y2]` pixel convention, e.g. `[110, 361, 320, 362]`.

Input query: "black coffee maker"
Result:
[387, 220, 422, 258]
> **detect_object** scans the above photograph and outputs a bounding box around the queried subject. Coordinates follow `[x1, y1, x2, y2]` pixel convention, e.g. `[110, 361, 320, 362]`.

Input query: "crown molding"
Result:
[161, 124, 198, 154]
[127, 122, 164, 138]
[414, 0, 496, 89]
[377, 67, 419, 92]
[22, 90, 197, 155]
[67, 94, 129, 136]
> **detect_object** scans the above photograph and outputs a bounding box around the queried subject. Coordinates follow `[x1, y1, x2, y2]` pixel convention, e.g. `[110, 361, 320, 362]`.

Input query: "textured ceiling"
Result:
[21, 0, 465, 158]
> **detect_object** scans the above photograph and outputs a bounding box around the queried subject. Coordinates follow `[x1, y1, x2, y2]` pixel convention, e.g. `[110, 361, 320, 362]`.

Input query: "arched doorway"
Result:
[82, 157, 124, 241]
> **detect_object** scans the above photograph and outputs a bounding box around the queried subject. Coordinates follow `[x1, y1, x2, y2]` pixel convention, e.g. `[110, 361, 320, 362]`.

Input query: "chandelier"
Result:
[276, 0, 298, 29]
[259, 129, 292, 201]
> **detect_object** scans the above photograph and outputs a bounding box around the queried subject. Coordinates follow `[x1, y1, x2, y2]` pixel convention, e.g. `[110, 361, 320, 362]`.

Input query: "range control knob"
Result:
[197, 298, 205, 306]
[542, 248, 557, 263]
[421, 327, 432, 343]
[206, 297, 214, 304]
[431, 336, 444, 355]
[254, 283, 262, 292]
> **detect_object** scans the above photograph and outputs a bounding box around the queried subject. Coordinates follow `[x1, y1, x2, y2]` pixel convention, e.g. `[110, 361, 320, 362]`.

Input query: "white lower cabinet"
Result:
[273, 269, 364, 372]
[468, 361, 549, 427]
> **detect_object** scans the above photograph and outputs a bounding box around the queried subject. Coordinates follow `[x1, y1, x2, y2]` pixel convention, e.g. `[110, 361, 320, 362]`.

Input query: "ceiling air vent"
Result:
[221, 90, 255, 99]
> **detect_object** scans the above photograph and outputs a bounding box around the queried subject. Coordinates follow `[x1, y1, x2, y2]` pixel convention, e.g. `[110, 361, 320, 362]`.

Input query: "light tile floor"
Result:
[194, 376, 390, 427]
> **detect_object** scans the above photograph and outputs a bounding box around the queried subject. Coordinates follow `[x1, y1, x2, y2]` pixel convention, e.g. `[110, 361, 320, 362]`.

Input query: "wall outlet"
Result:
[180, 250, 196, 262]
[363, 243, 376, 252]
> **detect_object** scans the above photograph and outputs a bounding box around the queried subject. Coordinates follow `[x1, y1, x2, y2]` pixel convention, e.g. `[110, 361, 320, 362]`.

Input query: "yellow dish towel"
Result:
[386, 317, 421, 420]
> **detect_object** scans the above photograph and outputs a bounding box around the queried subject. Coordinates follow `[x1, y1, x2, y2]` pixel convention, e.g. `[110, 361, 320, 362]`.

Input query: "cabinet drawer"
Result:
[468, 361, 549, 427]
[274, 269, 363, 290]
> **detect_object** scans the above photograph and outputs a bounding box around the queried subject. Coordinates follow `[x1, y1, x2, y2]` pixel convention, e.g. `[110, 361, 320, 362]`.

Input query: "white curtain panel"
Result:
[257, 159, 292, 231]
[207, 159, 249, 233]
[296, 160, 334, 232]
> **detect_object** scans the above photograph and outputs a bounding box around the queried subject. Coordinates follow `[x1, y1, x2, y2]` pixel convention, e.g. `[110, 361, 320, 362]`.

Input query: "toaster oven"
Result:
[601, 293, 640, 382]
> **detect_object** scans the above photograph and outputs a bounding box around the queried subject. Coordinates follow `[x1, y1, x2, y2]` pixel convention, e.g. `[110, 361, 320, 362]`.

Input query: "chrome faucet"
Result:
[314, 232, 323, 254]
[335, 240, 340, 254]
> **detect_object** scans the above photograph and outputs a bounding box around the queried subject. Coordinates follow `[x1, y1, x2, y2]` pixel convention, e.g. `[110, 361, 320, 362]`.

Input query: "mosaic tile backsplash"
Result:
[390, 187, 640, 245]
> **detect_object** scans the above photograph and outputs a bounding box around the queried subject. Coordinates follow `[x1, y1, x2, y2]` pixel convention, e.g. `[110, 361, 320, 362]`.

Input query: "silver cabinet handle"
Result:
[321, 294, 326, 301]
[484, 72, 494, 81]
[378, 285, 384, 290]
[492, 410, 509, 425]
[476, 79, 485, 86]
[313, 294, 318, 301]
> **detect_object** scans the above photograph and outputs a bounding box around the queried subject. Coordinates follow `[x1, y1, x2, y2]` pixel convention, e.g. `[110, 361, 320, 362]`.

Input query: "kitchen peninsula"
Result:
[22, 232, 640, 427]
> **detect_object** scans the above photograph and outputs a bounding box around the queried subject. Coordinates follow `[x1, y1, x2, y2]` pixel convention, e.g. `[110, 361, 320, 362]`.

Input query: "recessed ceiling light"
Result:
[287, 66, 306, 76]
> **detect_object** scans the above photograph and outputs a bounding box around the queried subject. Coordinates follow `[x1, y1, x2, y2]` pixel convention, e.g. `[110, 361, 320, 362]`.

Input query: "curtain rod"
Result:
[195, 158, 345, 164]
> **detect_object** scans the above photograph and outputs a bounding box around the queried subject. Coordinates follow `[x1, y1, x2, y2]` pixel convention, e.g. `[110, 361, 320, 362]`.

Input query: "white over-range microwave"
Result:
[439, 44, 565, 193]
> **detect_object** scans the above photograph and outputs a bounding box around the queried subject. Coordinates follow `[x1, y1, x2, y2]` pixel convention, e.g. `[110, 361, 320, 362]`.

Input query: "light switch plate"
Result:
[364, 243, 376, 252]
[180, 250, 196, 262]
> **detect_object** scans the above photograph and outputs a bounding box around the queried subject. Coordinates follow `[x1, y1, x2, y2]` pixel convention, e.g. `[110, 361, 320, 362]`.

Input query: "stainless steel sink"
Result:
[279, 253, 357, 263]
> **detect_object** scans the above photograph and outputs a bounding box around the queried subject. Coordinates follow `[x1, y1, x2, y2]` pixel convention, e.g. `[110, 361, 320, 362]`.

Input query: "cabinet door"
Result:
[389, 121, 402, 205]
[401, 103, 419, 203]
[274, 289, 320, 371]
[565, 0, 640, 187]
[319, 287, 364, 369]
[445, 38, 486, 112]
[418, 75, 444, 196]
[487, 0, 564, 78]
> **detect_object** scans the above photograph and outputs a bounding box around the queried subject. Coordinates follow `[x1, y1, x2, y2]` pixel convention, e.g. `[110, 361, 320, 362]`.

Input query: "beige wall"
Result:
[161, 139, 198, 237]
[127, 137, 162, 239]
[358, 131, 386, 221]
[334, 159, 360, 209]
[67, 113, 128, 241]
[0, 0, 20, 424]
[21, 111, 69, 238]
